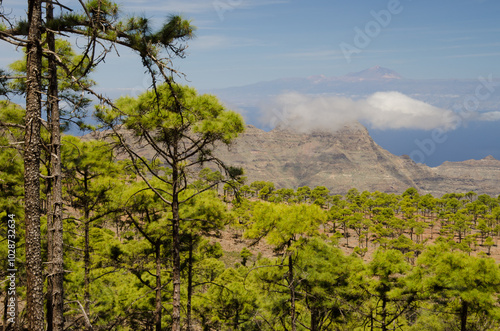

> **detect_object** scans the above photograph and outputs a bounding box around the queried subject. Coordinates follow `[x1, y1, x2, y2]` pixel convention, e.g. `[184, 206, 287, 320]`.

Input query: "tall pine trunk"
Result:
[186, 235, 193, 331]
[25, 0, 44, 330]
[310, 308, 318, 331]
[289, 250, 296, 331]
[381, 293, 388, 331]
[83, 197, 93, 331]
[171, 194, 181, 331]
[172, 155, 182, 331]
[460, 300, 468, 331]
[47, 156, 54, 330]
[155, 242, 162, 331]
[46, 1, 65, 329]
[84, 218, 91, 329]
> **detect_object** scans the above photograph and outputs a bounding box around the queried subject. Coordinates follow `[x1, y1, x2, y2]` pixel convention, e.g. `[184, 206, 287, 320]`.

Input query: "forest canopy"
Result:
[1, 1, 500, 331]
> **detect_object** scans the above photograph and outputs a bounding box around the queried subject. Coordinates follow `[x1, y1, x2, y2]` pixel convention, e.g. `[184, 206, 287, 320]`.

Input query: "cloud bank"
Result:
[260, 91, 467, 132]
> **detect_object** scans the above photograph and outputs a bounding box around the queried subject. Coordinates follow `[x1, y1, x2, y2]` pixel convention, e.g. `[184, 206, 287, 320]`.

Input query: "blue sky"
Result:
[100, 0, 500, 90]
[1, 0, 500, 165]
[1, 0, 499, 91]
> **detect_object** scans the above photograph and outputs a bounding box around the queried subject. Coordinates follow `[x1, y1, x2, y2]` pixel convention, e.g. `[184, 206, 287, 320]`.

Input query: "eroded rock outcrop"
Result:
[214, 124, 500, 196]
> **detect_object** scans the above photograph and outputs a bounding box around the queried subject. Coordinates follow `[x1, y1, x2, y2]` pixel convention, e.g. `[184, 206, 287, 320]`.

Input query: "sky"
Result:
[105, 0, 500, 90]
[1, 0, 500, 165]
[1, 0, 499, 91]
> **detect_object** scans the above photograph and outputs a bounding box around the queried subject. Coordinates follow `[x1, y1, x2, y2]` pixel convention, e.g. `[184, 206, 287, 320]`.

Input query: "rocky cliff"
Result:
[214, 124, 500, 197]
[427, 156, 500, 196]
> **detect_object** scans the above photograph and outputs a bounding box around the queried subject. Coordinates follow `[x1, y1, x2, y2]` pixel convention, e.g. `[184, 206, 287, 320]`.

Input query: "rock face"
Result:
[214, 124, 500, 197]
[429, 156, 500, 196]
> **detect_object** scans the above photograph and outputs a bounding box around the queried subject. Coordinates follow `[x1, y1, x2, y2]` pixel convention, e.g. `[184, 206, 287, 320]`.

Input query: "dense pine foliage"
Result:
[3, 114, 500, 329]
[1, 2, 500, 330]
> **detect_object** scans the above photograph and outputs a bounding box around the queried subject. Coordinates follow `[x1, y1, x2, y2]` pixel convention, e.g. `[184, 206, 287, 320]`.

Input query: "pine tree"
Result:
[245, 202, 326, 330]
[413, 244, 500, 331]
[1, 2, 194, 328]
[96, 83, 245, 330]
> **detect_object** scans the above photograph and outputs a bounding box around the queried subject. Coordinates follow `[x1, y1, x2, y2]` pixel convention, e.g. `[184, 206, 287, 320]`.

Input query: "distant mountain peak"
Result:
[344, 66, 402, 81]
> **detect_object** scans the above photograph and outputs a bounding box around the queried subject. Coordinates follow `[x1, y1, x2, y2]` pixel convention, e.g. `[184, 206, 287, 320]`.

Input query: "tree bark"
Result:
[289, 251, 296, 331]
[46, 165, 53, 331]
[460, 300, 468, 331]
[25, 0, 45, 329]
[155, 241, 162, 331]
[84, 218, 91, 330]
[171, 194, 181, 331]
[171, 157, 182, 331]
[46, 1, 65, 329]
[381, 294, 387, 331]
[310, 307, 318, 331]
[186, 235, 193, 331]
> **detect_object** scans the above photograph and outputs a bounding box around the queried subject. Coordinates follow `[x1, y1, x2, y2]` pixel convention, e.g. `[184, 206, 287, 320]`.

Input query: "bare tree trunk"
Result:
[381, 294, 387, 331]
[460, 300, 468, 331]
[46, 157, 54, 331]
[46, 1, 64, 329]
[289, 252, 296, 331]
[171, 203, 181, 331]
[171, 162, 182, 331]
[80, 172, 93, 330]
[310, 307, 318, 331]
[155, 242, 162, 331]
[232, 307, 240, 331]
[84, 219, 91, 330]
[25, 0, 45, 330]
[186, 235, 193, 331]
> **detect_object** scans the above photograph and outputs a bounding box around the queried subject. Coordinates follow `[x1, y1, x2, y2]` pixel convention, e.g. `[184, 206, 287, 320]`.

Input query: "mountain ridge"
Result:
[204, 67, 500, 166]
[86, 122, 500, 197]
[343, 65, 403, 81]
[213, 123, 500, 197]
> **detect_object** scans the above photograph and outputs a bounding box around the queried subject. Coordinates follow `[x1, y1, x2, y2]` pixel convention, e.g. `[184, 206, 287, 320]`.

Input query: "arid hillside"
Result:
[212, 123, 500, 197]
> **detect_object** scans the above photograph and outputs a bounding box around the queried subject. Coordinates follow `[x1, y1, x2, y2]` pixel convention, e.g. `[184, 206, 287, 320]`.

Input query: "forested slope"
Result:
[4, 125, 500, 330]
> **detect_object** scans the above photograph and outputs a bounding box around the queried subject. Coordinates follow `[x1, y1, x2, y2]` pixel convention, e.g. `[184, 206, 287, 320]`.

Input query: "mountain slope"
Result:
[429, 156, 500, 195]
[215, 123, 428, 194]
[87, 122, 500, 196]
[214, 123, 500, 196]
[206, 67, 500, 167]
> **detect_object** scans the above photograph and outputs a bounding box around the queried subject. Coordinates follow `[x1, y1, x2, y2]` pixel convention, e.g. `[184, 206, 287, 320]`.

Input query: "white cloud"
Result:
[364, 92, 457, 130]
[478, 111, 500, 122]
[260, 91, 460, 132]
